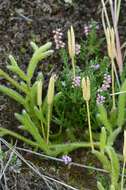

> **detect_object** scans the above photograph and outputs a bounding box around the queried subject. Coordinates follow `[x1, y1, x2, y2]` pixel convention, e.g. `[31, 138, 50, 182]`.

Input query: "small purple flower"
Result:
[91, 64, 100, 70]
[84, 24, 90, 36]
[101, 84, 108, 91]
[72, 76, 81, 87]
[62, 155, 72, 165]
[104, 74, 111, 84]
[53, 29, 65, 49]
[96, 73, 111, 104]
[96, 94, 105, 104]
[83, 23, 99, 36]
[101, 74, 111, 91]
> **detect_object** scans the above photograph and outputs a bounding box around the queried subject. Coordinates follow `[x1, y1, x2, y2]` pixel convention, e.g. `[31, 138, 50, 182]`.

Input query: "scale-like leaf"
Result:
[100, 127, 107, 152]
[30, 41, 39, 51]
[21, 110, 48, 151]
[98, 105, 112, 134]
[97, 181, 105, 190]
[0, 69, 27, 93]
[0, 127, 39, 148]
[0, 85, 25, 106]
[106, 147, 120, 186]
[107, 127, 121, 146]
[8, 55, 28, 81]
[93, 150, 111, 171]
[27, 42, 53, 80]
[117, 79, 126, 127]
[110, 185, 115, 190]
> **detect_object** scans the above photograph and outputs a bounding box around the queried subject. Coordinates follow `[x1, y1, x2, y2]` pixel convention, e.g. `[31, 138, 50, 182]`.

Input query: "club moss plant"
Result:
[82, 76, 94, 151]
[0, 41, 98, 156]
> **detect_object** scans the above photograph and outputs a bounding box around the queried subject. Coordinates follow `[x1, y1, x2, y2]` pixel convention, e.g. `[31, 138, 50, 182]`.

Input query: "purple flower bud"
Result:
[62, 155, 72, 165]
[101, 84, 108, 91]
[84, 24, 90, 36]
[91, 64, 100, 70]
[96, 94, 105, 104]
[72, 76, 81, 87]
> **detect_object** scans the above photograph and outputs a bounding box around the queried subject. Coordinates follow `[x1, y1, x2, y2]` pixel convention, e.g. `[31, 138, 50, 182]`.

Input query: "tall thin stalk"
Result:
[47, 105, 51, 144]
[86, 101, 94, 151]
[121, 160, 126, 190]
[121, 130, 126, 190]
[46, 75, 55, 144]
[82, 77, 94, 151]
[111, 59, 116, 110]
[72, 57, 76, 79]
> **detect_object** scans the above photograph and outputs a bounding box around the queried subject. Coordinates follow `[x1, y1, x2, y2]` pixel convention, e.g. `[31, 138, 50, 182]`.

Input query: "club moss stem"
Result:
[72, 56, 75, 80]
[47, 105, 51, 144]
[111, 59, 116, 110]
[121, 159, 126, 190]
[86, 101, 94, 151]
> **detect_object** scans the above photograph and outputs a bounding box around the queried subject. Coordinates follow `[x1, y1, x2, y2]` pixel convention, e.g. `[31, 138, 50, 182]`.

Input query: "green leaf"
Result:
[97, 181, 105, 190]
[33, 106, 42, 120]
[30, 41, 39, 51]
[53, 92, 63, 103]
[107, 127, 121, 146]
[0, 85, 25, 106]
[100, 127, 107, 152]
[98, 105, 112, 134]
[49, 142, 98, 156]
[29, 81, 38, 106]
[7, 65, 28, 82]
[20, 81, 29, 92]
[21, 110, 48, 151]
[93, 150, 111, 171]
[109, 108, 117, 127]
[33, 106, 46, 126]
[27, 42, 53, 81]
[106, 147, 120, 186]
[110, 185, 115, 190]
[0, 69, 27, 93]
[8, 55, 18, 66]
[15, 113, 24, 123]
[8, 55, 28, 81]
[117, 79, 126, 127]
[0, 127, 39, 148]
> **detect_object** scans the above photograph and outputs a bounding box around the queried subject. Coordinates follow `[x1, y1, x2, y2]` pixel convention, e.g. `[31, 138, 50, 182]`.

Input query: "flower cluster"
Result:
[84, 24, 91, 36]
[72, 76, 81, 87]
[96, 94, 106, 104]
[96, 74, 111, 104]
[61, 155, 72, 165]
[53, 28, 65, 49]
[83, 23, 99, 36]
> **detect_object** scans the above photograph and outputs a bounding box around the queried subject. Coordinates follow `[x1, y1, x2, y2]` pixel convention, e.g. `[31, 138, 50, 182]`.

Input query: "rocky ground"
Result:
[0, 0, 126, 189]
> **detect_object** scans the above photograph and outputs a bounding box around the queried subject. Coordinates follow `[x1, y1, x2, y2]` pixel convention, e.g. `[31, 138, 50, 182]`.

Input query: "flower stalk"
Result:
[82, 77, 94, 151]
[46, 75, 56, 144]
[68, 26, 76, 79]
[121, 130, 126, 190]
[105, 27, 116, 110]
[37, 80, 46, 140]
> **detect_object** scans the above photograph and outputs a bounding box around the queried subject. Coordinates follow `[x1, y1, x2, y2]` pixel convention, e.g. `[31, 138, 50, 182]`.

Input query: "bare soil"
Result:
[0, 0, 126, 189]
